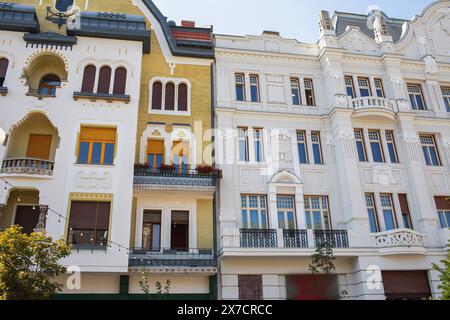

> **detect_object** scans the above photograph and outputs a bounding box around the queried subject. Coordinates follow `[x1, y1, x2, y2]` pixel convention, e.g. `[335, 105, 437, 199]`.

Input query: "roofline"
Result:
[332, 10, 409, 24]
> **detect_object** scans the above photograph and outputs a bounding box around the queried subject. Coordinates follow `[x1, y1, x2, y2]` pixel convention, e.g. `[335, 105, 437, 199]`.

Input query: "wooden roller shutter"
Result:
[147, 140, 164, 154]
[113, 67, 127, 95]
[81, 65, 96, 93]
[26, 134, 52, 160]
[435, 196, 450, 210]
[165, 82, 175, 110]
[97, 66, 112, 94]
[178, 83, 188, 111]
[382, 271, 431, 300]
[80, 127, 116, 141]
[152, 82, 162, 110]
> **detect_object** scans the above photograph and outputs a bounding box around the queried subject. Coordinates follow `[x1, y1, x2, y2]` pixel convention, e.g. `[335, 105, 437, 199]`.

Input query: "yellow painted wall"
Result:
[0, 190, 39, 230]
[129, 197, 137, 248]
[196, 199, 213, 248]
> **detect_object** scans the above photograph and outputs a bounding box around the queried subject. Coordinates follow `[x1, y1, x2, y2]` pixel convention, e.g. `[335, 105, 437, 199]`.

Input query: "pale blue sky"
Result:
[153, 0, 434, 43]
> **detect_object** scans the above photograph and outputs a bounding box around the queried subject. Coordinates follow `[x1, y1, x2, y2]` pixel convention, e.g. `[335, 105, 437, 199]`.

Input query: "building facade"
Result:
[215, 1, 450, 300]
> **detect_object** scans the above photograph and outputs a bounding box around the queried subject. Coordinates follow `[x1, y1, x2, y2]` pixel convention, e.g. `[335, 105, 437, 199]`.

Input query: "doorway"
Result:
[142, 210, 161, 251]
[170, 211, 189, 250]
[14, 205, 40, 235]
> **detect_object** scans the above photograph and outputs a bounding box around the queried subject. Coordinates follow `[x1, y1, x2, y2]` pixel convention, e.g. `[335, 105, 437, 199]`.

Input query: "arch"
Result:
[113, 67, 127, 95]
[178, 82, 188, 111]
[139, 125, 169, 164]
[55, 0, 74, 12]
[81, 64, 96, 93]
[23, 52, 68, 90]
[270, 170, 302, 184]
[97, 65, 112, 94]
[165, 82, 175, 110]
[0, 57, 9, 87]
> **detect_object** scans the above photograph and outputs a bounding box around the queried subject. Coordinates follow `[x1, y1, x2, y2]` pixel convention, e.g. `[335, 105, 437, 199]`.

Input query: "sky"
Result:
[153, 0, 434, 43]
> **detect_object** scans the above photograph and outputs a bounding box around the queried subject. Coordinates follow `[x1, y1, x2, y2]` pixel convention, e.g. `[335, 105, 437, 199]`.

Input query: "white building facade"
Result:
[215, 1, 450, 300]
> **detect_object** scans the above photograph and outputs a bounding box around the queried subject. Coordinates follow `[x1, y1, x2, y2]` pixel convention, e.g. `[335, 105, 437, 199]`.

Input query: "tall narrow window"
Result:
[365, 194, 379, 233]
[253, 128, 263, 163]
[368, 130, 385, 163]
[345, 76, 355, 98]
[152, 81, 163, 110]
[171, 211, 189, 250]
[398, 194, 413, 229]
[147, 140, 164, 172]
[97, 66, 112, 94]
[354, 129, 368, 162]
[297, 131, 309, 164]
[81, 65, 96, 93]
[238, 128, 249, 162]
[172, 141, 189, 174]
[358, 77, 371, 97]
[420, 134, 441, 166]
[311, 131, 323, 165]
[407, 84, 426, 110]
[380, 194, 397, 231]
[250, 74, 260, 102]
[441, 87, 450, 112]
[291, 78, 301, 105]
[77, 127, 116, 165]
[304, 79, 315, 106]
[235, 73, 245, 101]
[165, 82, 175, 111]
[113, 67, 127, 95]
[304, 196, 330, 230]
[178, 83, 188, 111]
[142, 210, 161, 251]
[0, 58, 8, 87]
[241, 195, 268, 229]
[385, 131, 399, 163]
[374, 79, 385, 98]
[435, 196, 450, 229]
[277, 195, 296, 229]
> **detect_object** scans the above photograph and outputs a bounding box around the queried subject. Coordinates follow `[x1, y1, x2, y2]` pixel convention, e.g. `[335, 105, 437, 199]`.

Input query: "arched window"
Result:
[97, 66, 112, 94]
[81, 65, 96, 93]
[165, 82, 175, 110]
[152, 81, 162, 110]
[55, 0, 74, 13]
[0, 58, 9, 87]
[38, 74, 61, 96]
[178, 83, 188, 111]
[113, 67, 127, 95]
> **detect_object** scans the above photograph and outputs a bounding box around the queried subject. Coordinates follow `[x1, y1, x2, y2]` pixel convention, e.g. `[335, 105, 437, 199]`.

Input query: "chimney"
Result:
[181, 20, 195, 28]
[318, 10, 335, 37]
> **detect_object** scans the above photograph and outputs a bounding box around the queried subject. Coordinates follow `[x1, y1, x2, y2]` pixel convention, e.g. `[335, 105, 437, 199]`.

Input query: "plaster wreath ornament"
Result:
[372, 165, 395, 187]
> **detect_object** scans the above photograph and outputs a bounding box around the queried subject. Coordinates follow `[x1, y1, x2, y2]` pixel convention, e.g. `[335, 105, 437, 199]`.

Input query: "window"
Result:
[67, 201, 111, 247]
[38, 74, 61, 95]
[253, 128, 263, 163]
[147, 140, 164, 172]
[26, 134, 52, 160]
[14, 205, 40, 235]
[77, 127, 116, 165]
[250, 74, 260, 102]
[238, 128, 249, 162]
[81, 65, 96, 93]
[291, 78, 301, 105]
[380, 194, 397, 231]
[368, 130, 385, 163]
[171, 211, 189, 250]
[385, 131, 399, 163]
[420, 134, 441, 166]
[97, 66, 112, 94]
[407, 84, 426, 110]
[112, 67, 127, 95]
[297, 131, 309, 164]
[178, 83, 188, 111]
[142, 210, 161, 251]
[311, 131, 323, 165]
[354, 129, 368, 162]
[358, 77, 371, 97]
[345, 76, 355, 98]
[238, 275, 262, 300]
[277, 195, 296, 229]
[172, 141, 189, 174]
[55, 0, 74, 12]
[165, 82, 175, 111]
[0, 58, 9, 87]
[398, 194, 413, 229]
[235, 73, 245, 101]
[365, 194, 379, 233]
[304, 196, 330, 230]
[374, 79, 385, 98]
[435, 196, 450, 229]
[152, 81, 163, 110]
[304, 79, 315, 106]
[241, 195, 268, 229]
[441, 87, 450, 112]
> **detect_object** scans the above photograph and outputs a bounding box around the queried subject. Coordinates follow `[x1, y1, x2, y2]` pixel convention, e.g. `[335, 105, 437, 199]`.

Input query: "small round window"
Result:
[55, 0, 74, 13]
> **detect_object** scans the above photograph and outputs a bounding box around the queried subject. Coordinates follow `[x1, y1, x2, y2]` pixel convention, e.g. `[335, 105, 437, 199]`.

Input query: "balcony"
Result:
[240, 229, 278, 248]
[371, 229, 427, 255]
[314, 230, 349, 248]
[73, 91, 131, 103]
[350, 97, 396, 120]
[26, 88, 56, 99]
[1, 158, 54, 176]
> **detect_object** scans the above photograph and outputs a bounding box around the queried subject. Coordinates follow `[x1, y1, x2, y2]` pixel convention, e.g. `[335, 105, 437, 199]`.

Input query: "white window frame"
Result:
[441, 86, 450, 112]
[304, 195, 331, 230]
[241, 194, 268, 229]
[276, 195, 297, 229]
[407, 83, 427, 110]
[148, 77, 191, 116]
[249, 74, 260, 103]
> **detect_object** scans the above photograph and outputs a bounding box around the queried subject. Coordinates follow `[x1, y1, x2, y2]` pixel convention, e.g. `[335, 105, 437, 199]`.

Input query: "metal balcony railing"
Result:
[26, 88, 57, 98]
[134, 167, 219, 187]
[240, 229, 278, 248]
[1, 158, 54, 176]
[313, 230, 349, 248]
[283, 229, 308, 248]
[129, 248, 216, 267]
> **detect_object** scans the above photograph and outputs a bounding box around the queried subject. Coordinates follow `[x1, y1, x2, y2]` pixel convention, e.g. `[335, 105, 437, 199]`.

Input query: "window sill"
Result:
[74, 163, 115, 168]
[0, 86, 7, 96]
[148, 109, 191, 116]
[73, 92, 130, 103]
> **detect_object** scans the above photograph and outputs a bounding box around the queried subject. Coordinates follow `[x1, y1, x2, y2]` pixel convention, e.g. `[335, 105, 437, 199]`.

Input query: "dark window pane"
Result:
[416, 96, 424, 110]
[346, 87, 354, 98]
[383, 210, 395, 230]
[78, 142, 90, 164]
[292, 89, 300, 105]
[371, 142, 384, 162]
[356, 142, 366, 162]
[97, 66, 112, 94]
[178, 83, 188, 111]
[152, 82, 162, 110]
[368, 209, 378, 233]
[313, 144, 322, 164]
[81, 65, 96, 93]
[113, 67, 127, 95]
[298, 144, 308, 164]
[251, 86, 259, 102]
[430, 147, 440, 166]
[422, 146, 431, 165]
[236, 85, 244, 101]
[388, 144, 398, 163]
[360, 88, 370, 97]
[165, 83, 175, 110]
[376, 89, 384, 98]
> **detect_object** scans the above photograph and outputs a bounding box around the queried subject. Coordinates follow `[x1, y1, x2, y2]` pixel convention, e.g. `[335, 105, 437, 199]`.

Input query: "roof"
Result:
[0, 1, 39, 33]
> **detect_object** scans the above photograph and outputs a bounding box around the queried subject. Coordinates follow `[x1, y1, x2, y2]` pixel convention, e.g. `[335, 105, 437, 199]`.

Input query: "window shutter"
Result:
[435, 196, 450, 210]
[398, 194, 410, 215]
[165, 82, 175, 110]
[178, 83, 188, 111]
[0, 58, 8, 84]
[81, 65, 96, 93]
[113, 67, 127, 95]
[96, 202, 111, 230]
[147, 140, 164, 154]
[152, 82, 163, 110]
[69, 201, 98, 229]
[97, 66, 112, 94]
[382, 271, 430, 299]
[80, 127, 116, 141]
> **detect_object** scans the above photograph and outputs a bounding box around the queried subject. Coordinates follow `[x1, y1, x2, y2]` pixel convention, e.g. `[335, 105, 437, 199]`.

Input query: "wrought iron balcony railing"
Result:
[313, 230, 349, 248]
[283, 229, 308, 248]
[134, 167, 219, 188]
[240, 229, 278, 248]
[129, 248, 216, 267]
[26, 88, 57, 99]
[1, 158, 54, 176]
[73, 91, 131, 103]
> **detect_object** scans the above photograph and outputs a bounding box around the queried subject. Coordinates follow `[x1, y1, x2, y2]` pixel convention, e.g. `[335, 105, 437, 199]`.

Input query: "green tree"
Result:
[0, 225, 71, 300]
[139, 269, 171, 298]
[432, 241, 450, 300]
[309, 243, 336, 274]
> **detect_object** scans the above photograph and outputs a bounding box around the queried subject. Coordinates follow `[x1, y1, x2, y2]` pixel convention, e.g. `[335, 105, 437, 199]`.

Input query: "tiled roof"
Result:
[0, 1, 39, 33]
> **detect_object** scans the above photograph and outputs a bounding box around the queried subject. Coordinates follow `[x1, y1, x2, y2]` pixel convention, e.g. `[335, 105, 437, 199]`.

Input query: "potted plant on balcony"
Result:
[158, 164, 176, 174]
[196, 165, 223, 179]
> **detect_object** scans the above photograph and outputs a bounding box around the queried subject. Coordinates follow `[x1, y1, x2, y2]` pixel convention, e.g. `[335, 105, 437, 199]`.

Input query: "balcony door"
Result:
[171, 211, 189, 251]
[26, 134, 52, 160]
[14, 205, 39, 235]
[142, 210, 161, 251]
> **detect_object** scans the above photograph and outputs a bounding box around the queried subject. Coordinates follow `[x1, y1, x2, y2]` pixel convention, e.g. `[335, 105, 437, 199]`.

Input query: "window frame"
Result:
[385, 131, 399, 164]
[420, 134, 442, 167]
[0, 58, 10, 87]
[276, 195, 297, 230]
[249, 74, 260, 103]
[149, 78, 191, 115]
[290, 78, 301, 105]
[253, 128, 264, 163]
[374, 78, 385, 98]
[368, 129, 385, 163]
[238, 127, 249, 162]
[311, 131, 324, 165]
[344, 76, 356, 98]
[407, 83, 427, 110]
[304, 195, 331, 230]
[297, 130, 309, 164]
[354, 129, 368, 162]
[147, 139, 165, 172]
[235, 73, 246, 102]
[441, 86, 450, 112]
[357, 77, 372, 97]
[241, 194, 268, 229]
[365, 193, 380, 233]
[304, 78, 315, 106]
[380, 193, 398, 231]
[77, 127, 116, 166]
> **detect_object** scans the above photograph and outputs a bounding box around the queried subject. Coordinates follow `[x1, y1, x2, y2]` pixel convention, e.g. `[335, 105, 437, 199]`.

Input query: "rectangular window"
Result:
[68, 201, 111, 247]
[311, 131, 323, 165]
[435, 196, 450, 229]
[365, 194, 379, 233]
[172, 141, 190, 174]
[358, 77, 372, 97]
[241, 195, 268, 229]
[77, 127, 116, 165]
[253, 128, 263, 163]
[304, 196, 330, 230]
[398, 194, 412, 229]
[26, 134, 52, 160]
[304, 79, 315, 106]
[420, 134, 441, 166]
[238, 128, 249, 162]
[374, 79, 385, 98]
[235, 73, 245, 101]
[407, 84, 426, 110]
[147, 140, 164, 172]
[297, 130, 309, 164]
[354, 129, 368, 162]
[368, 130, 385, 163]
[380, 194, 397, 231]
[171, 211, 189, 250]
[345, 76, 355, 98]
[291, 78, 301, 105]
[142, 210, 161, 251]
[277, 195, 296, 229]
[441, 87, 450, 112]
[385, 131, 399, 163]
[250, 74, 260, 102]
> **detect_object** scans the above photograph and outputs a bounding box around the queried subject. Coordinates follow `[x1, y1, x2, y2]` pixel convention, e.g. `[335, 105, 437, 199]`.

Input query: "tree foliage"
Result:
[309, 243, 336, 274]
[139, 269, 171, 297]
[433, 241, 450, 300]
[0, 225, 71, 300]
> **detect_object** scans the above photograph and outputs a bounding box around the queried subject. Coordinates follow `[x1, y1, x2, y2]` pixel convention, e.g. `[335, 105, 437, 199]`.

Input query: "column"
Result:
[268, 185, 278, 230]
[294, 185, 306, 229]
[424, 80, 444, 112]
[353, 76, 361, 98]
[34, 205, 48, 233]
[369, 77, 377, 97]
